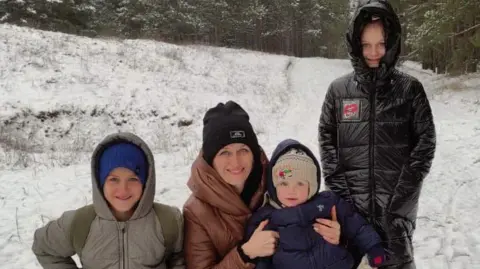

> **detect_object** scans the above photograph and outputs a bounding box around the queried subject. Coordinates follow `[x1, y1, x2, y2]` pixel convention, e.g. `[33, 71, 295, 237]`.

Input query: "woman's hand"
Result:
[313, 205, 341, 245]
[242, 220, 279, 259]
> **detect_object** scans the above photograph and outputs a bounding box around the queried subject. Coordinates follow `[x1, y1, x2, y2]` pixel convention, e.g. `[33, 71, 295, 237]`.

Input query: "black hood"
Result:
[346, 0, 402, 83]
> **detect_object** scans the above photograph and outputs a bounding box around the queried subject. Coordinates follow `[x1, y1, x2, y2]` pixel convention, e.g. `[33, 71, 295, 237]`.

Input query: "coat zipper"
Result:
[124, 223, 128, 269]
[369, 72, 377, 224]
[118, 222, 127, 269]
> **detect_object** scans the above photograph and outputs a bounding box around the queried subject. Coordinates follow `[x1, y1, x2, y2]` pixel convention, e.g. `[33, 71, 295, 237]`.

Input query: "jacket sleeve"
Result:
[333, 194, 385, 266]
[255, 259, 273, 269]
[244, 207, 272, 243]
[388, 80, 436, 215]
[31, 210, 80, 269]
[167, 207, 186, 269]
[318, 84, 352, 200]
[183, 208, 254, 269]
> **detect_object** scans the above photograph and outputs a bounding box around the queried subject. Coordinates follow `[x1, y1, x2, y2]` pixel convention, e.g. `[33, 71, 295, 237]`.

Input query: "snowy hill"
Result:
[0, 23, 291, 169]
[0, 24, 479, 269]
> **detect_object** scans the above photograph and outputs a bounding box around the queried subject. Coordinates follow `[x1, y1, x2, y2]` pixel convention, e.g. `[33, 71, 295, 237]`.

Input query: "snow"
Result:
[0, 24, 479, 269]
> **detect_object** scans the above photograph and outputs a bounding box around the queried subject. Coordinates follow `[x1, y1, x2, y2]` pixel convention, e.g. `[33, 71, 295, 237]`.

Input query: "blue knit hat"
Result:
[98, 142, 148, 187]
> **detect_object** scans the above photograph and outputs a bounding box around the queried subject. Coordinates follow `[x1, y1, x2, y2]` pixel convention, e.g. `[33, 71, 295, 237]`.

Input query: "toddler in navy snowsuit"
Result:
[245, 139, 386, 269]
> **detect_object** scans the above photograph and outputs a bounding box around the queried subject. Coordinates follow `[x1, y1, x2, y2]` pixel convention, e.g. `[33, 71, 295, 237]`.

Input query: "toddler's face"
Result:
[276, 178, 309, 207]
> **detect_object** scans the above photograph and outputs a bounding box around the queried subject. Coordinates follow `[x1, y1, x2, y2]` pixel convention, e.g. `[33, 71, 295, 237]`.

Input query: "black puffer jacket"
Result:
[318, 0, 436, 267]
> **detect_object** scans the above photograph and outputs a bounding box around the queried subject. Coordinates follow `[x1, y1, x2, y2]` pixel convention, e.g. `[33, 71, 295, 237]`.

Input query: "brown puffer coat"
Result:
[183, 151, 268, 269]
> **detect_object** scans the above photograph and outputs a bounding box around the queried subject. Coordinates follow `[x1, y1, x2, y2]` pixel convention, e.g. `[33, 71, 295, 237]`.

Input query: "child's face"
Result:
[361, 20, 386, 68]
[103, 167, 143, 216]
[276, 179, 309, 207]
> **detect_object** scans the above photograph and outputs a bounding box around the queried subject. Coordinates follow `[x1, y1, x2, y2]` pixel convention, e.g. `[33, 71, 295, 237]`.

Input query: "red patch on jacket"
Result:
[341, 99, 361, 121]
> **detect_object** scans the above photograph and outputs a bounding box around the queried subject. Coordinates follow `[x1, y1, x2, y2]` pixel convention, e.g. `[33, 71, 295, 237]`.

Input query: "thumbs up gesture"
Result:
[241, 220, 279, 259]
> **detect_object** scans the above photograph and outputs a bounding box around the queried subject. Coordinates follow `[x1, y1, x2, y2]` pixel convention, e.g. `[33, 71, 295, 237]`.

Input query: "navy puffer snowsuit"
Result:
[245, 139, 385, 269]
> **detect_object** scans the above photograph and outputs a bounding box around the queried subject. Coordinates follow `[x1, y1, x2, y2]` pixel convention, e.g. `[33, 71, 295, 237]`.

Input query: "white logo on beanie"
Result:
[230, 130, 245, 139]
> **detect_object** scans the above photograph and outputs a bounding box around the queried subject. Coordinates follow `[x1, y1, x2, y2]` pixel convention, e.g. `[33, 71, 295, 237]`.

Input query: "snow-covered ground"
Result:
[0, 24, 479, 269]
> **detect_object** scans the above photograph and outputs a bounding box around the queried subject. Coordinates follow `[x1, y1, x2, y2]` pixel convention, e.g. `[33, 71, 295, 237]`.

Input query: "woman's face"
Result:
[212, 143, 254, 193]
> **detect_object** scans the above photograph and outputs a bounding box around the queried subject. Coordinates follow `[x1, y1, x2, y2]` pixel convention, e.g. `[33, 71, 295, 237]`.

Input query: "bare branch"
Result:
[15, 207, 22, 243]
[403, 48, 419, 59]
[450, 24, 480, 37]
